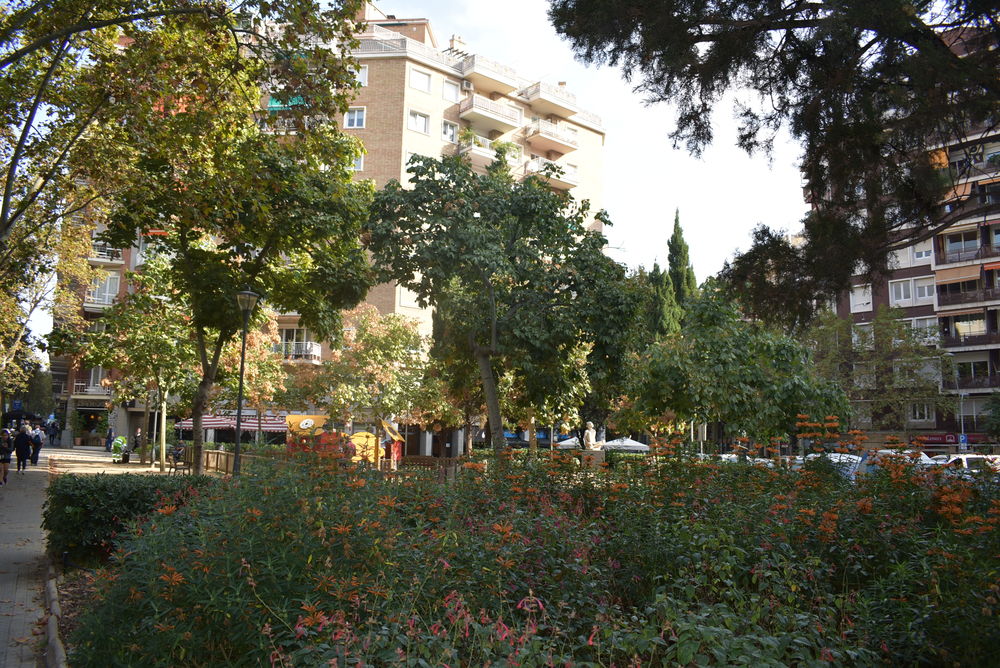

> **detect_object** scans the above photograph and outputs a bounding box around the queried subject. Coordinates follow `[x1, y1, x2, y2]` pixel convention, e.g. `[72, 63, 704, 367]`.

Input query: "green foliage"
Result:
[639, 285, 846, 438]
[667, 209, 698, 307]
[42, 473, 216, 561]
[805, 306, 954, 433]
[69, 452, 999, 665]
[645, 263, 681, 339]
[549, 0, 999, 318]
[368, 153, 613, 449]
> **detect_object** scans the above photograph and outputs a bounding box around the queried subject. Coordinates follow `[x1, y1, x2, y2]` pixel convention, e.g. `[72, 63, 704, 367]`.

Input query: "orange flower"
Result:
[159, 571, 184, 587]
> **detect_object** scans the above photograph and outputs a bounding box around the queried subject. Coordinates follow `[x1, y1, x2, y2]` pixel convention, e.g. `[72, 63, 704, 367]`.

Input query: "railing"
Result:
[273, 341, 322, 361]
[355, 26, 463, 71]
[938, 286, 1000, 305]
[525, 158, 579, 184]
[90, 242, 122, 262]
[575, 110, 604, 131]
[459, 54, 519, 84]
[525, 119, 579, 148]
[459, 95, 522, 126]
[73, 381, 111, 395]
[520, 81, 577, 111]
[941, 331, 1000, 347]
[937, 244, 1000, 265]
[943, 375, 1000, 389]
[84, 291, 115, 305]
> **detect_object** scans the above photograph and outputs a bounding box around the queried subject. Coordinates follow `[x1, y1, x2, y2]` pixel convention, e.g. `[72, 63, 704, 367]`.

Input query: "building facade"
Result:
[836, 122, 1000, 449]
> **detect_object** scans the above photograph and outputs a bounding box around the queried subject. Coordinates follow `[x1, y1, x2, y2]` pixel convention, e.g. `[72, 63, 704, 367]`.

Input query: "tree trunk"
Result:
[140, 390, 151, 464]
[475, 350, 505, 451]
[191, 377, 214, 475]
[528, 409, 537, 452]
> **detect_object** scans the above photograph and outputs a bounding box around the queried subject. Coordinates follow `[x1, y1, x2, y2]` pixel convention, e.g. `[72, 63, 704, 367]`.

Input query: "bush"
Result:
[43, 473, 216, 562]
[69, 452, 999, 666]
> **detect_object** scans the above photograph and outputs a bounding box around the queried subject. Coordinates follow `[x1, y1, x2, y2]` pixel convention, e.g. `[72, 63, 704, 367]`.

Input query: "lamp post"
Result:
[234, 289, 260, 475]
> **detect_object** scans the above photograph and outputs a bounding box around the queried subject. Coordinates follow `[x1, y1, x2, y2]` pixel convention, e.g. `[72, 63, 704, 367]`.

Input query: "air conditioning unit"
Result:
[461, 80, 474, 91]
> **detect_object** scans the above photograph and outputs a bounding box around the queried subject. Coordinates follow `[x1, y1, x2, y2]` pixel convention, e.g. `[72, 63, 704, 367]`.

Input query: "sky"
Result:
[379, 0, 810, 282]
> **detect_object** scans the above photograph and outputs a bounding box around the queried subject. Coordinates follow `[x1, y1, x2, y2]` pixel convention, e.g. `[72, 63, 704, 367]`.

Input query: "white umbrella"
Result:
[601, 437, 649, 452]
[556, 437, 580, 448]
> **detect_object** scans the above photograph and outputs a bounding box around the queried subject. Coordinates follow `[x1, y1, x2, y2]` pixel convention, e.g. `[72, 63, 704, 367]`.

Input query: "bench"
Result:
[169, 446, 192, 475]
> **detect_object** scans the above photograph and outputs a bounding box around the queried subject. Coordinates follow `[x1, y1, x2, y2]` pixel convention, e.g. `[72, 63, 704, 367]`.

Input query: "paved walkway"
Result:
[0, 446, 166, 667]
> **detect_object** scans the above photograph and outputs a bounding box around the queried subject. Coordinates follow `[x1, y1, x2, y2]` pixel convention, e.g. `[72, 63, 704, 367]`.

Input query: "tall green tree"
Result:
[367, 153, 613, 451]
[645, 263, 681, 339]
[638, 285, 845, 441]
[548, 1, 999, 318]
[667, 209, 697, 307]
[804, 306, 954, 437]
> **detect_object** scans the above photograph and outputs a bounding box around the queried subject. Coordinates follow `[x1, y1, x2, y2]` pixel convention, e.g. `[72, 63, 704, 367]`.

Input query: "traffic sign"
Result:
[959, 433, 968, 445]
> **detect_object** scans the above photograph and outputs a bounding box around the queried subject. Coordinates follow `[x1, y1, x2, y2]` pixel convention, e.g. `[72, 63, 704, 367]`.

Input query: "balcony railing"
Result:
[273, 341, 322, 361]
[459, 94, 522, 128]
[938, 286, 1000, 306]
[84, 291, 115, 306]
[73, 381, 111, 395]
[525, 158, 579, 187]
[520, 81, 578, 114]
[90, 242, 122, 262]
[943, 375, 1000, 390]
[525, 119, 579, 149]
[936, 244, 1000, 265]
[941, 331, 1000, 347]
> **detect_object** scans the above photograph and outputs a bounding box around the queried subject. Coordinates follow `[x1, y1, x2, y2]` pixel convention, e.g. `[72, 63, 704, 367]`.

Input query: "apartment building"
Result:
[836, 119, 1000, 449]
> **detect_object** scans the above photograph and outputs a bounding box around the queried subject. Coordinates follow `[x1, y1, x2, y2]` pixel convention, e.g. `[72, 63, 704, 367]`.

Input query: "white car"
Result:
[941, 454, 992, 472]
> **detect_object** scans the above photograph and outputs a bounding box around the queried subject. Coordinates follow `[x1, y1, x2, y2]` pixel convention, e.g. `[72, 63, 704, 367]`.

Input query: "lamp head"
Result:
[236, 289, 260, 315]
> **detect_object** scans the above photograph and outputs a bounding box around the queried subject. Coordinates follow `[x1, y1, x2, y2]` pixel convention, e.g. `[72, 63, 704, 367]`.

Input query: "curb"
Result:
[44, 564, 68, 668]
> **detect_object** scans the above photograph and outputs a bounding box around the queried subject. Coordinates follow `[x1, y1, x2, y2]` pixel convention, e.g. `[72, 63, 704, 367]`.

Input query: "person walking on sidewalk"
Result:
[29, 424, 43, 465]
[0, 429, 11, 485]
[13, 426, 31, 474]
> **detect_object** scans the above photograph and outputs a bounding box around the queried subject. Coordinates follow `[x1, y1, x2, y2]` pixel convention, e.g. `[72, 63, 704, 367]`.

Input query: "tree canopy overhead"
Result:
[549, 1, 999, 325]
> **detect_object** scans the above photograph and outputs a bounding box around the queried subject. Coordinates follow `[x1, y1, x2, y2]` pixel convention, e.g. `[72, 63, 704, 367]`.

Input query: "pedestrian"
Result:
[133, 427, 143, 458]
[30, 424, 43, 465]
[105, 428, 114, 452]
[0, 429, 12, 484]
[13, 426, 31, 474]
[47, 421, 59, 447]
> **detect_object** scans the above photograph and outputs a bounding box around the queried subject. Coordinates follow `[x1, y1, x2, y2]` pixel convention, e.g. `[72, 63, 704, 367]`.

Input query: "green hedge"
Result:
[42, 473, 216, 562]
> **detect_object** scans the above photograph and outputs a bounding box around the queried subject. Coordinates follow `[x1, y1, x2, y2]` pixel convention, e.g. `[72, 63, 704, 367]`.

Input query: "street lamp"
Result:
[234, 288, 260, 475]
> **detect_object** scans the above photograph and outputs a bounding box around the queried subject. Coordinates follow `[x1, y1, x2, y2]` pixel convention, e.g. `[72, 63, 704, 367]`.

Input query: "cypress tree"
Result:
[668, 209, 698, 306]
[647, 263, 681, 339]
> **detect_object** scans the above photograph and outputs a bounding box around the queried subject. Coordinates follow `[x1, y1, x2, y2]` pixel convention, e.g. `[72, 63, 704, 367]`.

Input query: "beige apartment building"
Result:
[271, 2, 606, 364]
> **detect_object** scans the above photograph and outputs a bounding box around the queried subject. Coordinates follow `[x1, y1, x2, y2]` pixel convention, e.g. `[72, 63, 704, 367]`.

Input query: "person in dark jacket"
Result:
[13, 426, 32, 474]
[29, 424, 43, 465]
[0, 429, 12, 484]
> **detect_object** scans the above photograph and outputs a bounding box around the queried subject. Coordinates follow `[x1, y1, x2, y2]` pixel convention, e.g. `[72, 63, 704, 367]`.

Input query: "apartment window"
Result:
[565, 163, 578, 178]
[355, 65, 368, 86]
[953, 313, 986, 337]
[912, 241, 932, 262]
[889, 279, 912, 306]
[946, 230, 978, 254]
[441, 121, 458, 143]
[407, 110, 430, 134]
[88, 366, 107, 387]
[912, 317, 939, 343]
[852, 322, 873, 348]
[914, 277, 934, 302]
[351, 155, 364, 171]
[410, 68, 431, 93]
[852, 401, 873, 427]
[909, 402, 933, 423]
[280, 327, 312, 344]
[850, 284, 872, 313]
[87, 271, 120, 305]
[853, 362, 875, 389]
[442, 80, 460, 103]
[345, 108, 365, 128]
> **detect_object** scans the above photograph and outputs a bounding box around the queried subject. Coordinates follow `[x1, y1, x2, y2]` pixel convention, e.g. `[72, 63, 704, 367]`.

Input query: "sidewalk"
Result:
[0, 446, 166, 667]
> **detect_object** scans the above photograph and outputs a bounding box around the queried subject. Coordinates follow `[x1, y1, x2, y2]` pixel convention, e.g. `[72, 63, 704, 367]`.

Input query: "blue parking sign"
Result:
[959, 433, 968, 445]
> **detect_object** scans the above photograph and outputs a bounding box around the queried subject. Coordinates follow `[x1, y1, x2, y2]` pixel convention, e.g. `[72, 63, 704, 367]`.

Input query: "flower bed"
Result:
[69, 451, 999, 665]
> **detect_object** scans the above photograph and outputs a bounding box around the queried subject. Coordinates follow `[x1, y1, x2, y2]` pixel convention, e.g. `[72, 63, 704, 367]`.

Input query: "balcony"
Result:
[84, 291, 115, 309]
[525, 158, 578, 190]
[938, 286, 1000, 306]
[936, 244, 1000, 265]
[73, 381, 111, 396]
[459, 55, 520, 94]
[273, 341, 322, 363]
[90, 242, 123, 264]
[941, 332, 1000, 348]
[519, 82, 578, 118]
[524, 119, 578, 154]
[459, 94, 522, 133]
[943, 375, 1000, 390]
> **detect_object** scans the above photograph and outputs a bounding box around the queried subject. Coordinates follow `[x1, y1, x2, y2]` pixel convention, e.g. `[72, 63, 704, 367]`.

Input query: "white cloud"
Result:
[377, 0, 809, 282]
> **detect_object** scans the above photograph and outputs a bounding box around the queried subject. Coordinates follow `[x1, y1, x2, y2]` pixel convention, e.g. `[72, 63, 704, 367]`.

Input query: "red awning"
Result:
[175, 415, 234, 430]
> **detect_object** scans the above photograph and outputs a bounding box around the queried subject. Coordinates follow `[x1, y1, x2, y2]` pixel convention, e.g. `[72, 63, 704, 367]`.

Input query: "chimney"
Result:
[557, 81, 567, 87]
[450, 34, 467, 51]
